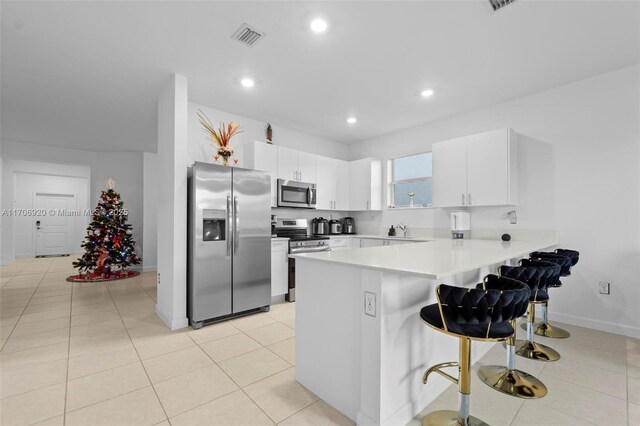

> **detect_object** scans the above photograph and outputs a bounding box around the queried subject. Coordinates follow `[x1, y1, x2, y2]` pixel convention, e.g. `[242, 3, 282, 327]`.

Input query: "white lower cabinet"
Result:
[352, 237, 419, 248]
[271, 240, 289, 297]
[328, 236, 351, 251]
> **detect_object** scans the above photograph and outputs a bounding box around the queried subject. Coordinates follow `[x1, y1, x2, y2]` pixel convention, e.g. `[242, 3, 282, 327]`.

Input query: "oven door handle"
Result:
[290, 246, 331, 254]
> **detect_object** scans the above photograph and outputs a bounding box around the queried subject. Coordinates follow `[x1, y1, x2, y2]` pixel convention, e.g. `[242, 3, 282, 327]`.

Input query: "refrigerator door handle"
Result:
[233, 196, 239, 254]
[226, 195, 232, 256]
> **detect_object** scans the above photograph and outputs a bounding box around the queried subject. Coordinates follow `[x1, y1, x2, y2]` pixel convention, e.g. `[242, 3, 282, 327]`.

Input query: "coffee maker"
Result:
[342, 217, 356, 234]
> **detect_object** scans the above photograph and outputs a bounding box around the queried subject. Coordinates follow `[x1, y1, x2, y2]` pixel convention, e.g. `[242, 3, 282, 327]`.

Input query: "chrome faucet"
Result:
[396, 223, 408, 238]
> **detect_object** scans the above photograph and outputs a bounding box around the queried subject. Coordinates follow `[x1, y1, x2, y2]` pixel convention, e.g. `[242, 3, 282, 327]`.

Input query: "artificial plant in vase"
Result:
[197, 110, 243, 166]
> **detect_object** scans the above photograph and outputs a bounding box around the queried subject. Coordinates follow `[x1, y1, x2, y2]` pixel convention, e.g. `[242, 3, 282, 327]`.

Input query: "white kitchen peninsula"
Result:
[292, 238, 555, 426]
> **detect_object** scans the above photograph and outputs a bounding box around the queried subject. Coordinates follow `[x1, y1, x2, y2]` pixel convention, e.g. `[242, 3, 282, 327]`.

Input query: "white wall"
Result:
[187, 102, 349, 166]
[143, 152, 158, 270]
[349, 64, 640, 337]
[1, 159, 91, 263]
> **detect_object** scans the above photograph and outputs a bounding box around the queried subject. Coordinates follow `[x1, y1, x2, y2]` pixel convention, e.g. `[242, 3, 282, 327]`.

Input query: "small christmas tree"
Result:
[73, 178, 141, 277]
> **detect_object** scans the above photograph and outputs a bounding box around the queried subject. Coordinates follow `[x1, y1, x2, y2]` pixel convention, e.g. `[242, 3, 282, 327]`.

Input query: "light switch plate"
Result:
[364, 292, 376, 317]
[599, 281, 610, 295]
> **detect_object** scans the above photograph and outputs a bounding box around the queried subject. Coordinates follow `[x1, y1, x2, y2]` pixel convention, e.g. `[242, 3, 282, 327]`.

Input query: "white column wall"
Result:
[156, 74, 189, 330]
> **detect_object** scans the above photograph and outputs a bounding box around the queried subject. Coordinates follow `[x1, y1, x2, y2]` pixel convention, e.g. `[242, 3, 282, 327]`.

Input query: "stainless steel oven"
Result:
[277, 179, 317, 209]
[275, 218, 330, 302]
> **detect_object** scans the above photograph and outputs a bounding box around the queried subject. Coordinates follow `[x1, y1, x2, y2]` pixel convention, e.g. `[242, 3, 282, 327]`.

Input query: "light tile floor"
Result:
[0, 257, 637, 426]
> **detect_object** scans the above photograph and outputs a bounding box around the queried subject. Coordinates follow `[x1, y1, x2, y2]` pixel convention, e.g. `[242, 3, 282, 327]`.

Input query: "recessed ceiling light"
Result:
[241, 78, 255, 88]
[310, 19, 328, 33]
[421, 89, 434, 97]
[347, 117, 357, 124]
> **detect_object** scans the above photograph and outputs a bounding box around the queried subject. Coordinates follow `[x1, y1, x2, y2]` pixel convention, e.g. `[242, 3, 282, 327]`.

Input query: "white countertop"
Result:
[271, 237, 289, 241]
[350, 234, 434, 242]
[292, 238, 556, 279]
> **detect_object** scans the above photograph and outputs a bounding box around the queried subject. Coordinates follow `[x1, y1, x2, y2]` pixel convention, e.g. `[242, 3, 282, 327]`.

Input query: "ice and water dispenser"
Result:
[202, 209, 226, 241]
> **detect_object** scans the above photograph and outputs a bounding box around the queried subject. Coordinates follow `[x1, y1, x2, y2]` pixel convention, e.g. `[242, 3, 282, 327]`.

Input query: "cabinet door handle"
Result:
[462, 193, 465, 205]
[468, 193, 471, 205]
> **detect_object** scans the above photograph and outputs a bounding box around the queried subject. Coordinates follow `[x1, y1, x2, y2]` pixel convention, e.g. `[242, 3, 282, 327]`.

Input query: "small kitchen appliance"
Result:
[451, 210, 471, 239]
[312, 217, 329, 236]
[275, 218, 330, 302]
[329, 218, 342, 235]
[277, 179, 317, 209]
[342, 217, 356, 234]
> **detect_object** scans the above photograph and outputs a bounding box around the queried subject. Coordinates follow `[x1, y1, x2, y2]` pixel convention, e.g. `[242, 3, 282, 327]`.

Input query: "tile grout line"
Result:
[626, 340, 630, 425]
[103, 278, 172, 425]
[53, 262, 73, 426]
[192, 326, 295, 425]
[0, 269, 48, 353]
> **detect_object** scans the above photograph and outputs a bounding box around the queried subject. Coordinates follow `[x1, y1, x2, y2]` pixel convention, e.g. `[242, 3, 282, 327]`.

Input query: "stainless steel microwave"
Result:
[277, 179, 317, 209]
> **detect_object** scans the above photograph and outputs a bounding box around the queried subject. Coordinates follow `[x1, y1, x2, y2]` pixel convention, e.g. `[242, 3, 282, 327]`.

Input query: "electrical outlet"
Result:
[364, 292, 376, 317]
[599, 281, 610, 295]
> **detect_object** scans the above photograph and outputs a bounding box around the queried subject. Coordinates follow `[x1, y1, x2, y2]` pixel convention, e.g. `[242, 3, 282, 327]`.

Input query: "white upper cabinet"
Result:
[432, 128, 518, 207]
[335, 160, 350, 210]
[467, 128, 517, 206]
[277, 147, 317, 184]
[297, 152, 317, 184]
[316, 156, 334, 210]
[316, 156, 351, 210]
[432, 137, 468, 207]
[277, 146, 300, 181]
[243, 141, 279, 207]
[349, 158, 382, 211]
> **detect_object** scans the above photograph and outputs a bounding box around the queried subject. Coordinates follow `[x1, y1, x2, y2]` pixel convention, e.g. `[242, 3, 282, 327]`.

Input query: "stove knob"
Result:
[320, 241, 325, 246]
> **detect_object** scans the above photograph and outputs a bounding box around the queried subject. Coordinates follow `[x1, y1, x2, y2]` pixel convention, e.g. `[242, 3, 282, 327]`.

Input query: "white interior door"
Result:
[35, 194, 75, 256]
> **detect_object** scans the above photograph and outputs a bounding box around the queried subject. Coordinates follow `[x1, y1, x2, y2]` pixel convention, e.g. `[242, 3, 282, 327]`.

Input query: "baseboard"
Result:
[130, 265, 157, 272]
[155, 305, 189, 331]
[551, 311, 640, 339]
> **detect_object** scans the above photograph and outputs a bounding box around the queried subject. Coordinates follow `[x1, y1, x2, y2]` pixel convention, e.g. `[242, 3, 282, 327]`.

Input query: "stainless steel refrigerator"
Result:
[188, 162, 271, 329]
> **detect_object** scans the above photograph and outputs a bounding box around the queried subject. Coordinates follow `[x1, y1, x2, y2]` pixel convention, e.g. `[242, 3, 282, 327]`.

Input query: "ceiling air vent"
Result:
[232, 23, 265, 47]
[489, 0, 516, 11]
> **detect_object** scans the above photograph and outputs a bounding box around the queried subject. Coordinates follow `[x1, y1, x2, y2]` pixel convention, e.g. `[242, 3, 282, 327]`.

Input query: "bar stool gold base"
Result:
[422, 410, 489, 426]
[520, 322, 571, 338]
[478, 365, 547, 399]
[515, 339, 560, 362]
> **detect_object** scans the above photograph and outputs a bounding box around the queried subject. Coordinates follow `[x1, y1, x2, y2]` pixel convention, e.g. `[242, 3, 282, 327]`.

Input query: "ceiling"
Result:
[2, 1, 638, 152]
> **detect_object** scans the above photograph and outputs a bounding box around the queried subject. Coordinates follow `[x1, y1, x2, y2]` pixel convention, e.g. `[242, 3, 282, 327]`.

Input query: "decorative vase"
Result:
[220, 153, 231, 166]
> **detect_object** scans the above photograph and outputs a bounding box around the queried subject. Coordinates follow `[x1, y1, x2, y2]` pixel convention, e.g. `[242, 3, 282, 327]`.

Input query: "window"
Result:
[389, 152, 432, 207]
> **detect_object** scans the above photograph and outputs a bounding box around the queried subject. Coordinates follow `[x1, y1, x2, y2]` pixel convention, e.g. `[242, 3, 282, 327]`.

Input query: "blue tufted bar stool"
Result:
[477, 264, 548, 399]
[420, 274, 530, 426]
[513, 259, 562, 361]
[525, 250, 579, 339]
